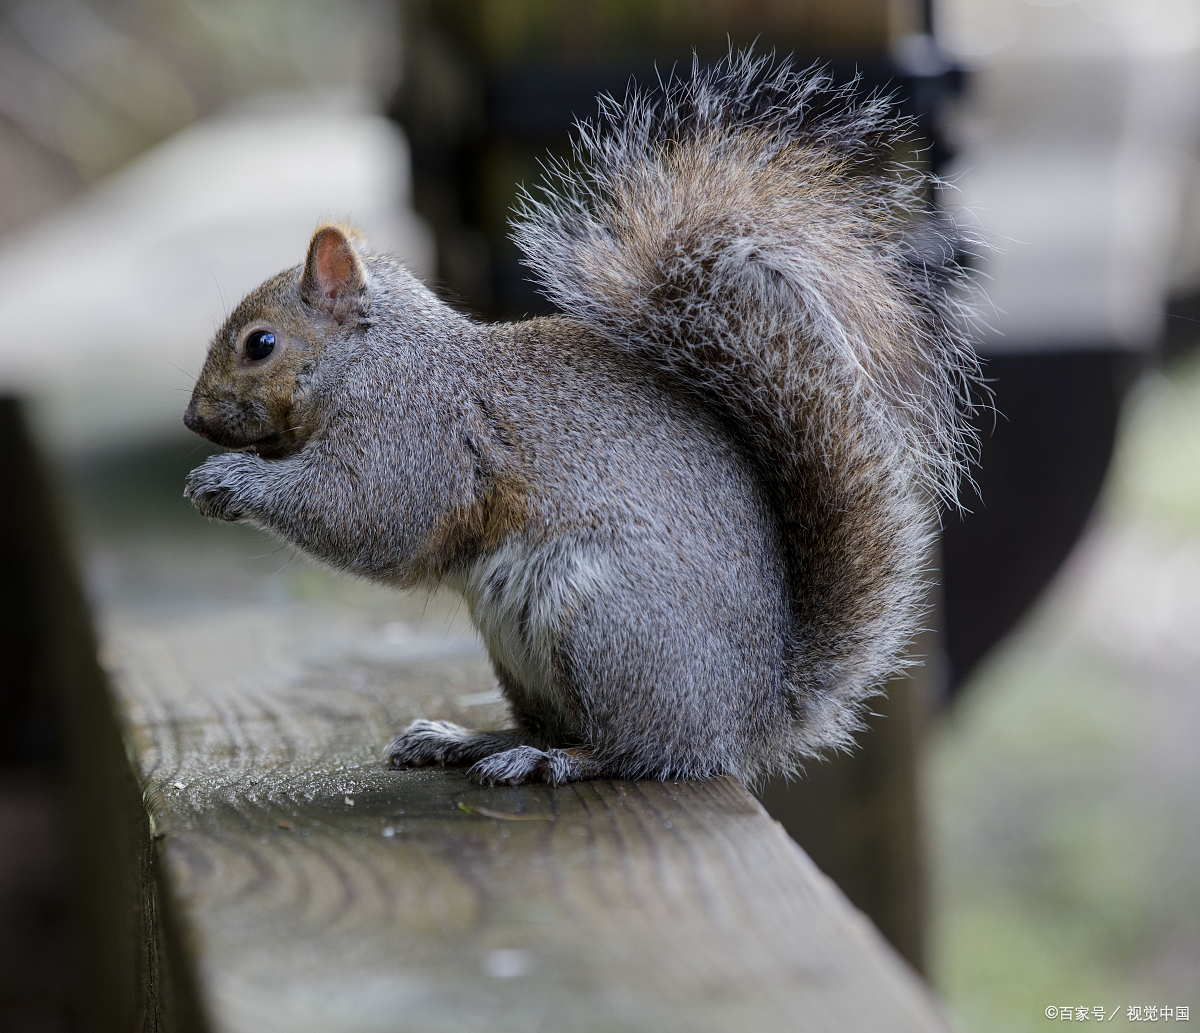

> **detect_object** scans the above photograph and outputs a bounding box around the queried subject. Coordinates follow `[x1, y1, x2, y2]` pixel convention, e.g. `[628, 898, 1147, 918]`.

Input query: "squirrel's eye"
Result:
[244, 330, 276, 361]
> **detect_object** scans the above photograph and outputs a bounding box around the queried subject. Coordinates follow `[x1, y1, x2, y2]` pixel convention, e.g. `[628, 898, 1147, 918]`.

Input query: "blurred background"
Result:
[0, 0, 1196, 1030]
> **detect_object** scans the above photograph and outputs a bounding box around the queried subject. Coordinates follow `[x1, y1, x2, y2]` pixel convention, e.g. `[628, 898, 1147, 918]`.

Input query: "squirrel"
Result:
[183, 53, 978, 787]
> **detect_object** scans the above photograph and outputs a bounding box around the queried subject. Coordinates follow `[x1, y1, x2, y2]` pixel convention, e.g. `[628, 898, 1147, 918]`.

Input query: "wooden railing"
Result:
[7, 402, 953, 1033]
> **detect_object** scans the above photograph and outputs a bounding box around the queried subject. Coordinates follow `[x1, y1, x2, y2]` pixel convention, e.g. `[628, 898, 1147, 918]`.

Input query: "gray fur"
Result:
[470, 745, 588, 787]
[385, 721, 525, 768]
[184, 53, 977, 787]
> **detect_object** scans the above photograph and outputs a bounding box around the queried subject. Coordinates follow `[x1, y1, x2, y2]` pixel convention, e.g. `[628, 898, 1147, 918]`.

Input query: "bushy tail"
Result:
[512, 51, 979, 763]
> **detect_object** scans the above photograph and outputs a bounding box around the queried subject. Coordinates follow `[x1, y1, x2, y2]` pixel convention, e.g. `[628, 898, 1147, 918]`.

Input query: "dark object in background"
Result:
[0, 399, 90, 1032]
[0, 400, 63, 766]
[0, 400, 205, 1032]
[941, 350, 1144, 695]
[392, 0, 963, 320]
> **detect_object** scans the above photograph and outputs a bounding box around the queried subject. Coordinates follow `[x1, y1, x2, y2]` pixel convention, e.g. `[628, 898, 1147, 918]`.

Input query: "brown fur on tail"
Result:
[512, 52, 979, 760]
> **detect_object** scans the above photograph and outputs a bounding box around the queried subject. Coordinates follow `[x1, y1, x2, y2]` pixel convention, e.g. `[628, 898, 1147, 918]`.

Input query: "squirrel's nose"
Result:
[183, 401, 206, 436]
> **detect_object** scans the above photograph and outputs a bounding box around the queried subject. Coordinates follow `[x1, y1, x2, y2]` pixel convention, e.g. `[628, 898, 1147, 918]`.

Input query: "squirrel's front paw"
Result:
[184, 453, 263, 521]
[387, 719, 475, 767]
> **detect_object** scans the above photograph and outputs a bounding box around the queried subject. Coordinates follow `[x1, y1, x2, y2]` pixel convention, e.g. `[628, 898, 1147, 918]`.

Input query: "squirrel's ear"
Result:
[301, 224, 369, 312]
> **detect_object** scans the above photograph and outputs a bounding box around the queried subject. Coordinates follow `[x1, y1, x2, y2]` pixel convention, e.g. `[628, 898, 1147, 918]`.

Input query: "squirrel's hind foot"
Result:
[469, 746, 590, 787]
[386, 720, 522, 769]
[388, 720, 593, 785]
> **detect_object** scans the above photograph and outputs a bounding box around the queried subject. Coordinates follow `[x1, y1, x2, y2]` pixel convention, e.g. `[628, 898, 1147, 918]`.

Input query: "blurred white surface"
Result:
[938, 0, 1200, 352]
[0, 93, 433, 444]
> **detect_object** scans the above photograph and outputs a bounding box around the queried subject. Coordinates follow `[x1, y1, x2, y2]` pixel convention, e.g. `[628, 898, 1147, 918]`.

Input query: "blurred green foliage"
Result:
[930, 355, 1200, 1031]
[1107, 354, 1200, 536]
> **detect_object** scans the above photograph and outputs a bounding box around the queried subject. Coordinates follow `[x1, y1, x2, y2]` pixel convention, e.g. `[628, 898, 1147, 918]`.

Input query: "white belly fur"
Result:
[452, 538, 611, 701]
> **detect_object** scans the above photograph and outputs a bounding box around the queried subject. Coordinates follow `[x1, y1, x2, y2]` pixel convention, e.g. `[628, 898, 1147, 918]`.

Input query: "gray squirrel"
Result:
[183, 53, 978, 787]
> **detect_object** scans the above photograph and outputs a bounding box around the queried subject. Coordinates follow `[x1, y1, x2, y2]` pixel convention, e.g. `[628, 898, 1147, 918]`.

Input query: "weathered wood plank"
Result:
[94, 590, 954, 1033]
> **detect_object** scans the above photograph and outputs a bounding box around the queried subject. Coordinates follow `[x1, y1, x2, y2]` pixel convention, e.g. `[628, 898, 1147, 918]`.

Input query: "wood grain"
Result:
[92, 589, 954, 1033]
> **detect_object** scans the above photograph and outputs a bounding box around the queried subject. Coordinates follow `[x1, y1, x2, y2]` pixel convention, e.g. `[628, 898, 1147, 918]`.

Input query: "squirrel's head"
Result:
[184, 223, 369, 459]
